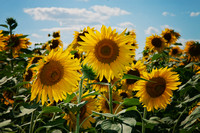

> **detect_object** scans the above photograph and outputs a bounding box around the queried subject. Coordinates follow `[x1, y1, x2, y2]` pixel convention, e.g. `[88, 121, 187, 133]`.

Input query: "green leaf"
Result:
[0, 120, 11, 128]
[122, 74, 150, 82]
[181, 106, 200, 128]
[65, 101, 88, 113]
[182, 94, 200, 104]
[126, 106, 138, 112]
[151, 53, 161, 61]
[88, 82, 110, 86]
[122, 98, 140, 106]
[82, 91, 99, 99]
[174, 43, 182, 46]
[17, 35, 28, 38]
[15, 106, 36, 117]
[0, 24, 8, 28]
[119, 117, 136, 126]
[11, 81, 29, 89]
[42, 106, 62, 114]
[92, 111, 116, 118]
[63, 93, 76, 103]
[81, 65, 96, 80]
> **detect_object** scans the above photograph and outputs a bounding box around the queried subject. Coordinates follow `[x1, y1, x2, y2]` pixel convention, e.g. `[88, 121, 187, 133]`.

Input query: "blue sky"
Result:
[1, 0, 200, 59]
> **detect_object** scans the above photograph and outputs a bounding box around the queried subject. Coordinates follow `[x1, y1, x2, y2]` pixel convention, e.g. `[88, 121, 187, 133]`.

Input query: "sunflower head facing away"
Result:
[79, 25, 135, 82]
[52, 31, 60, 38]
[133, 67, 181, 111]
[31, 48, 81, 105]
[146, 34, 167, 52]
[161, 28, 179, 46]
[46, 38, 63, 51]
[169, 46, 182, 57]
[184, 41, 200, 62]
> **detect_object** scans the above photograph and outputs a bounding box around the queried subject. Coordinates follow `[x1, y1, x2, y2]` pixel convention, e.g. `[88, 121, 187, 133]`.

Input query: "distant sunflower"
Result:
[189, 102, 200, 122]
[98, 91, 123, 113]
[118, 86, 133, 99]
[161, 28, 179, 46]
[63, 96, 99, 131]
[27, 55, 43, 68]
[46, 38, 63, 51]
[31, 48, 81, 105]
[184, 41, 200, 62]
[128, 29, 136, 39]
[146, 34, 167, 52]
[71, 27, 95, 50]
[4, 34, 31, 56]
[23, 68, 35, 88]
[169, 46, 182, 57]
[52, 31, 60, 38]
[133, 67, 181, 111]
[79, 25, 134, 82]
[123, 60, 146, 90]
[1, 90, 14, 105]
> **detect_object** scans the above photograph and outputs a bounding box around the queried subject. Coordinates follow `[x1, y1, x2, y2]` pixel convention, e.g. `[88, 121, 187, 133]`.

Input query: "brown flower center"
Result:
[163, 33, 172, 43]
[32, 57, 42, 64]
[189, 44, 200, 57]
[151, 38, 162, 48]
[77, 31, 89, 42]
[25, 69, 33, 81]
[95, 39, 119, 64]
[172, 48, 178, 55]
[39, 60, 64, 86]
[50, 39, 59, 49]
[146, 77, 166, 98]
[126, 69, 140, 85]
[11, 36, 20, 47]
[120, 92, 128, 98]
[53, 32, 60, 38]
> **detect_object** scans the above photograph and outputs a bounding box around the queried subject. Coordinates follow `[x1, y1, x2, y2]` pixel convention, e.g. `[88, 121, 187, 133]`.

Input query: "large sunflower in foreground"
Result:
[123, 60, 147, 90]
[161, 28, 180, 46]
[79, 25, 134, 82]
[146, 34, 167, 52]
[133, 67, 181, 111]
[31, 48, 81, 105]
[184, 41, 200, 62]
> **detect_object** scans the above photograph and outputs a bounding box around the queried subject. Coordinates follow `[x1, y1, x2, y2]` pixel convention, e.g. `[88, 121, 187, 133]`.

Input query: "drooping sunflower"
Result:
[123, 60, 147, 90]
[79, 25, 134, 82]
[184, 41, 200, 62]
[31, 48, 81, 105]
[46, 38, 63, 51]
[161, 28, 180, 46]
[98, 91, 123, 114]
[23, 68, 35, 88]
[169, 46, 182, 57]
[63, 95, 99, 131]
[27, 54, 43, 68]
[146, 34, 167, 52]
[133, 67, 181, 111]
[3, 34, 31, 55]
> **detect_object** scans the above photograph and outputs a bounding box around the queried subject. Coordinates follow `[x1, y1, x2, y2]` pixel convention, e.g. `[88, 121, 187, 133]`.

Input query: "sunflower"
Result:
[1, 90, 14, 105]
[31, 48, 81, 105]
[46, 38, 63, 51]
[189, 102, 200, 122]
[71, 27, 95, 50]
[169, 46, 182, 57]
[118, 85, 133, 99]
[133, 67, 181, 111]
[123, 60, 146, 90]
[27, 55, 43, 68]
[23, 68, 35, 88]
[161, 28, 179, 46]
[63, 96, 99, 131]
[4, 34, 31, 56]
[98, 91, 123, 114]
[128, 29, 136, 40]
[184, 41, 200, 62]
[146, 34, 167, 52]
[79, 25, 134, 82]
[52, 31, 60, 38]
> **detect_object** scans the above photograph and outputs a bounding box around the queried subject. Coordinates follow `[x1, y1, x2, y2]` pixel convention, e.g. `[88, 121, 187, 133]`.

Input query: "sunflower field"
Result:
[0, 18, 200, 133]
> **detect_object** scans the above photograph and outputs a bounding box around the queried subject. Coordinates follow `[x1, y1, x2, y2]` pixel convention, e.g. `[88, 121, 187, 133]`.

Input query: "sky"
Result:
[0, 0, 200, 59]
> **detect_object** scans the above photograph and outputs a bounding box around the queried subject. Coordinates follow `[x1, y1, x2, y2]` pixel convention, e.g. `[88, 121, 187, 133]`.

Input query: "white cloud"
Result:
[41, 25, 87, 32]
[162, 11, 175, 16]
[190, 12, 200, 17]
[31, 33, 42, 38]
[160, 25, 173, 30]
[24, 6, 130, 26]
[144, 26, 159, 35]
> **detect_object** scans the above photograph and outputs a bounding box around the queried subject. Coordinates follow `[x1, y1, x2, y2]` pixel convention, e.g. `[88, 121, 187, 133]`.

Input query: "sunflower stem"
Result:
[172, 107, 187, 133]
[142, 107, 147, 133]
[75, 76, 84, 133]
[108, 82, 113, 114]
